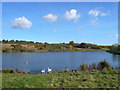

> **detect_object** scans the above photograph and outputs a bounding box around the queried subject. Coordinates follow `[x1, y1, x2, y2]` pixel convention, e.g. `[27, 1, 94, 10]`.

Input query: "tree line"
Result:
[109, 44, 120, 54]
[1, 39, 112, 53]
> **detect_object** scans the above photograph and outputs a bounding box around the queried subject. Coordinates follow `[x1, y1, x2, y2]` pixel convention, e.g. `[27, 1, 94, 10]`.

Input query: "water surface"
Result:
[2, 51, 119, 73]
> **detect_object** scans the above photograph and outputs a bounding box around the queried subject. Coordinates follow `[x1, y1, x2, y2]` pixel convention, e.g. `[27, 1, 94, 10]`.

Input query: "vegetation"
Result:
[80, 64, 89, 71]
[2, 69, 28, 74]
[2, 69, 14, 73]
[98, 60, 110, 70]
[108, 44, 120, 54]
[3, 69, 119, 88]
[1, 39, 110, 53]
[2, 60, 119, 88]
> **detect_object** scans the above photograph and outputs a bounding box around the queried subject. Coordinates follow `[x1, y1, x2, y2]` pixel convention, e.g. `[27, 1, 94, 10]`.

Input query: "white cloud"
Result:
[64, 9, 80, 22]
[100, 12, 107, 16]
[90, 17, 98, 26]
[43, 13, 58, 22]
[88, 10, 100, 17]
[12, 16, 32, 29]
[88, 8, 109, 25]
[89, 9, 108, 17]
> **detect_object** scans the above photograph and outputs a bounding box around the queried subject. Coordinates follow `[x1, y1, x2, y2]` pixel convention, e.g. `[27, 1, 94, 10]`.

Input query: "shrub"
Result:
[2, 69, 14, 73]
[91, 63, 96, 69]
[2, 48, 12, 53]
[98, 60, 110, 70]
[89, 63, 96, 71]
[80, 64, 88, 71]
[15, 69, 28, 74]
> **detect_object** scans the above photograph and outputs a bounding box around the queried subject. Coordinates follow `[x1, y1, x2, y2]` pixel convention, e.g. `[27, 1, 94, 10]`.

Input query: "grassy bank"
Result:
[2, 60, 120, 88]
[2, 69, 119, 88]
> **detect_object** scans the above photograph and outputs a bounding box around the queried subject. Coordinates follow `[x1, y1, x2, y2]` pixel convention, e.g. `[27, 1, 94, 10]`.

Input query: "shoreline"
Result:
[2, 60, 119, 74]
[106, 51, 120, 55]
[1, 67, 119, 75]
[2, 61, 119, 88]
[1, 49, 105, 53]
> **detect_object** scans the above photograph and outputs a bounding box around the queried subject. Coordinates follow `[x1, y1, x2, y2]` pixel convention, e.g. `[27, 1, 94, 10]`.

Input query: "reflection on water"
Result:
[2, 51, 119, 73]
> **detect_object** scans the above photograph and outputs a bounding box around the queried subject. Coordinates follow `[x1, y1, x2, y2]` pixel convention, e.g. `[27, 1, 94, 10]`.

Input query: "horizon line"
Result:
[1, 39, 117, 46]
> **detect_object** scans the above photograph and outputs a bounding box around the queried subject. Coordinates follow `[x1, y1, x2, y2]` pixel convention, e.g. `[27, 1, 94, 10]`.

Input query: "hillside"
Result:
[1, 40, 110, 53]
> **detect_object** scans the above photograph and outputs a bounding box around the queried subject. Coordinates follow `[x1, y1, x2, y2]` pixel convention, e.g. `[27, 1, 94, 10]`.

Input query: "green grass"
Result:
[2, 69, 119, 88]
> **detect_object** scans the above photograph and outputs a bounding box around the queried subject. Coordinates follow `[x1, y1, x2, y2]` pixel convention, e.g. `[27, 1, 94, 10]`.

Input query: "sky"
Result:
[2, 0, 120, 2]
[2, 2, 119, 45]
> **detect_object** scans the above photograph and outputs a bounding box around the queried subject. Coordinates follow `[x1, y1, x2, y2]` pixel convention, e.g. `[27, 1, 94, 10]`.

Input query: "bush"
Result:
[98, 60, 110, 70]
[2, 48, 12, 53]
[89, 63, 96, 69]
[80, 64, 88, 71]
[2, 69, 14, 73]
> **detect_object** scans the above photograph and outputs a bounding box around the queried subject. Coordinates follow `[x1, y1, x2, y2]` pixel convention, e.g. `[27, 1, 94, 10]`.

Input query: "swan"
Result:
[41, 69, 45, 74]
[48, 67, 52, 73]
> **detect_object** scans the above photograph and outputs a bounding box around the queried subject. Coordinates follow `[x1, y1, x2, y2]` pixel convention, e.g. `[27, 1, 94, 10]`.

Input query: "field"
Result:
[2, 69, 119, 88]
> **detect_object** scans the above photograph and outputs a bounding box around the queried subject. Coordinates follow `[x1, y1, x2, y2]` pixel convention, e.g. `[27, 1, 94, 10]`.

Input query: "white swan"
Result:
[48, 67, 52, 73]
[41, 69, 45, 74]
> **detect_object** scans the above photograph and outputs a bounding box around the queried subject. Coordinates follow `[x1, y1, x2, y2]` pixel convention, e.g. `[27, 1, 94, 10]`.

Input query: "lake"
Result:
[2, 51, 119, 73]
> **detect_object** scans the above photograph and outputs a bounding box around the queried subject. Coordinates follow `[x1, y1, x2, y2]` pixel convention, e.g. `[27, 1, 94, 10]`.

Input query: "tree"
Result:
[2, 39, 8, 43]
[79, 42, 87, 48]
[2, 39, 5, 43]
[69, 41, 75, 46]
[15, 40, 19, 43]
[9, 40, 14, 43]
[44, 42, 48, 44]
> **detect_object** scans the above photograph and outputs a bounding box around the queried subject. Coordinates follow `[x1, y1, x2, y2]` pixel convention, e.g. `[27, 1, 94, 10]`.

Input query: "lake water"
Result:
[2, 51, 119, 73]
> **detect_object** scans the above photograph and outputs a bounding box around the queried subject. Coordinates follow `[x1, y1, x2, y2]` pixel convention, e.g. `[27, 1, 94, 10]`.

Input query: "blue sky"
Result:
[2, 2, 118, 45]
